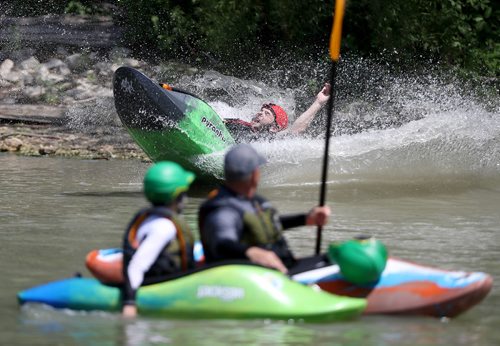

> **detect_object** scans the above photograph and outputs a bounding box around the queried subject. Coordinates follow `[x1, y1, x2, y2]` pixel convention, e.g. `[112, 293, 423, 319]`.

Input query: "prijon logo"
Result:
[201, 117, 226, 142]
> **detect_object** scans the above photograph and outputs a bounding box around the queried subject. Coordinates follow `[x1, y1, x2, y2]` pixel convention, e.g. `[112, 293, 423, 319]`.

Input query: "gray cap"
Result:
[224, 144, 267, 181]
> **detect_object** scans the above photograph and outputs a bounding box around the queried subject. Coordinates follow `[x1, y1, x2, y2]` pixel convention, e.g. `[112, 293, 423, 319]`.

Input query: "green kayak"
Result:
[18, 263, 366, 322]
[113, 66, 235, 181]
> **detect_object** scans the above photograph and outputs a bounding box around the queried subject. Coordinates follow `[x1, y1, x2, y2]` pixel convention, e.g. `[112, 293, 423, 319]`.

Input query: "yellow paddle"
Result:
[316, 0, 345, 254]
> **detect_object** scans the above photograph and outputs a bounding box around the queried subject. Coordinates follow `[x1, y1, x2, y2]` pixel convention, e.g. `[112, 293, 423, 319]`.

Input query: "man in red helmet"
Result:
[225, 83, 331, 142]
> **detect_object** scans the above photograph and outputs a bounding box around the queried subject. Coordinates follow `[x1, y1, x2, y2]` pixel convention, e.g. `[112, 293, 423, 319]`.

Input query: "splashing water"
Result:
[254, 108, 500, 187]
[64, 56, 499, 188]
[187, 58, 500, 188]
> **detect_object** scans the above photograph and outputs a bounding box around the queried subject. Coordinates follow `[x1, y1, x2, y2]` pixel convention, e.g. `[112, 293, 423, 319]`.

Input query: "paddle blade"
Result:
[329, 0, 346, 62]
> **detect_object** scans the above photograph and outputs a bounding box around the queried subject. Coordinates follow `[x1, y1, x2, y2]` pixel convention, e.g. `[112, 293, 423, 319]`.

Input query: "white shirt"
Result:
[127, 215, 177, 290]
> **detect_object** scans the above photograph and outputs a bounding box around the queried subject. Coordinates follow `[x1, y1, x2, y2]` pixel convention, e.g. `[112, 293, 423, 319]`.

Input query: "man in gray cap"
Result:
[198, 143, 331, 273]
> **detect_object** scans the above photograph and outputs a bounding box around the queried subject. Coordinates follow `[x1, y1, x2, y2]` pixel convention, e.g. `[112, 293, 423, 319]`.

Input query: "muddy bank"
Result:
[0, 122, 149, 160]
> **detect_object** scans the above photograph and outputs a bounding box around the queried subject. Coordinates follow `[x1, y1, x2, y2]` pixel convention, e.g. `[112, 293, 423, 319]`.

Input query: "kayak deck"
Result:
[83, 248, 493, 318]
[293, 257, 493, 317]
[18, 264, 366, 322]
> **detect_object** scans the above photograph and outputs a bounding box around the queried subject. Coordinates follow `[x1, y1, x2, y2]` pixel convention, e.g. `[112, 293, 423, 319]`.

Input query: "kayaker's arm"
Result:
[280, 213, 307, 229]
[280, 206, 331, 229]
[279, 83, 331, 136]
[122, 304, 137, 318]
[245, 246, 288, 273]
[305, 206, 331, 226]
[122, 219, 176, 316]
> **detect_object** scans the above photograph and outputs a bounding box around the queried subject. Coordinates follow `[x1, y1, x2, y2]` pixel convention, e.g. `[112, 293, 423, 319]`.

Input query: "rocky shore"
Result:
[0, 122, 149, 160]
[0, 15, 194, 161]
[0, 48, 152, 161]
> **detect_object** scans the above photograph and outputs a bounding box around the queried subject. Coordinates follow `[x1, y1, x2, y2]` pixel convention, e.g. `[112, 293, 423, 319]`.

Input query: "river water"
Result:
[2, 61, 500, 344]
[2, 117, 500, 345]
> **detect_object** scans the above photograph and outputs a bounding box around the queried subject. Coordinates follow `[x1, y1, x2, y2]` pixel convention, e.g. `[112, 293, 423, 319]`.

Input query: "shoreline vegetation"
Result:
[3, 1, 497, 77]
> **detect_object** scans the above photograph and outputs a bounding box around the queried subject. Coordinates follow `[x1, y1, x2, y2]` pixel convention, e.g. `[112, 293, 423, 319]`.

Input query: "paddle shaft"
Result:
[315, 63, 338, 254]
[315, 0, 345, 255]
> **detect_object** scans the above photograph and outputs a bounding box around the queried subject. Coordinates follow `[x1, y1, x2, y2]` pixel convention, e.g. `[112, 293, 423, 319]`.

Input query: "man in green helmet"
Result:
[122, 161, 196, 318]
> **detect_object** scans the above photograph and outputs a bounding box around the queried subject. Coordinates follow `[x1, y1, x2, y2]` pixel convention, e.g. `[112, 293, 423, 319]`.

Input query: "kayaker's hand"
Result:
[122, 304, 137, 318]
[245, 247, 288, 274]
[306, 206, 331, 226]
[316, 83, 331, 106]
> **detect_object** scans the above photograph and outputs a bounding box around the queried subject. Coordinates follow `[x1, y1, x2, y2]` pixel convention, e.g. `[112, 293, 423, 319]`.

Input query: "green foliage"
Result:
[65, 1, 91, 15]
[116, 0, 196, 60]
[2, 0, 498, 76]
[195, 0, 331, 57]
[116, 0, 331, 65]
[344, 0, 499, 76]
[64, 1, 105, 15]
[194, 0, 261, 60]
[115, 0, 497, 76]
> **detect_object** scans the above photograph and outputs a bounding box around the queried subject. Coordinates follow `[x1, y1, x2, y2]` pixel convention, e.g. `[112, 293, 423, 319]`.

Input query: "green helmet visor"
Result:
[170, 173, 195, 199]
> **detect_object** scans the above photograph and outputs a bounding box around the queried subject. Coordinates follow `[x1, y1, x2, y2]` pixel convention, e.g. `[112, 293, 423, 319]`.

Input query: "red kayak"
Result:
[291, 257, 492, 317]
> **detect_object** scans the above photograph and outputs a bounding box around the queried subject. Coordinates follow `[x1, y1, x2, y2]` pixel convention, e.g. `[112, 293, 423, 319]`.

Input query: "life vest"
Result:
[224, 118, 277, 143]
[199, 188, 295, 266]
[224, 118, 253, 129]
[123, 206, 195, 279]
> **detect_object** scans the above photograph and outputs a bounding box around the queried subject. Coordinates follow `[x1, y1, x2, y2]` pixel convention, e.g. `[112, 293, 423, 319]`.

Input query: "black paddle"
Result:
[315, 0, 346, 255]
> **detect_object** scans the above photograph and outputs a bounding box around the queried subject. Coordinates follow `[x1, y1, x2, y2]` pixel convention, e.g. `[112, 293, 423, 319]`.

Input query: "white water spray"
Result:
[187, 61, 500, 188]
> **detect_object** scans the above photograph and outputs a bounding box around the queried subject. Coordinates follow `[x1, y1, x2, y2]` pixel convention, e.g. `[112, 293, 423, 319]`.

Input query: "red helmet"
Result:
[263, 103, 288, 130]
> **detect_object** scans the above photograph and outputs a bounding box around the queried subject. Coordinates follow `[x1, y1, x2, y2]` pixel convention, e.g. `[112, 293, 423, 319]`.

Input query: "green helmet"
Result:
[143, 161, 195, 204]
[328, 236, 388, 285]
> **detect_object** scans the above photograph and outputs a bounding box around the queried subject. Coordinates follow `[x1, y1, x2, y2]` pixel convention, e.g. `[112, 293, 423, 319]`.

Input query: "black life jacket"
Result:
[199, 188, 295, 267]
[224, 118, 277, 143]
[123, 206, 195, 279]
